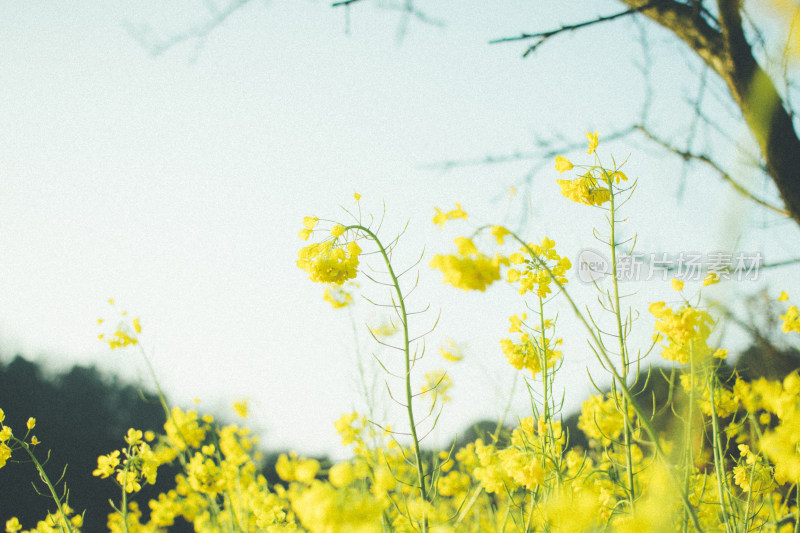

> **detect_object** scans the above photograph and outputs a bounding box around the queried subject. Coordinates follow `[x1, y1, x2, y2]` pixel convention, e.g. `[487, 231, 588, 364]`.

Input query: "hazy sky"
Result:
[1, 1, 797, 457]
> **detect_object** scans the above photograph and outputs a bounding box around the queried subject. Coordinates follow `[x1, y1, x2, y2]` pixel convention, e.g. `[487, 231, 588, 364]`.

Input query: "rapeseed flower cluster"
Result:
[780, 303, 800, 334]
[97, 301, 142, 350]
[429, 236, 509, 291]
[297, 215, 364, 288]
[578, 393, 635, 445]
[506, 237, 571, 297]
[499, 314, 563, 378]
[649, 301, 716, 364]
[431, 203, 467, 229]
[297, 239, 362, 286]
[554, 132, 629, 207]
[92, 428, 162, 494]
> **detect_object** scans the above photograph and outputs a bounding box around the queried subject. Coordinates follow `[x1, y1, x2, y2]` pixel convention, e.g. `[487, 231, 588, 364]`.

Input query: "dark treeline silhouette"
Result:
[0, 354, 325, 531]
[0, 355, 192, 531]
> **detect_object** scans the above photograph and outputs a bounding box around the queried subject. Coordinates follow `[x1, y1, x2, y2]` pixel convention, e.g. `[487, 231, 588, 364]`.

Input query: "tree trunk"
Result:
[621, 0, 800, 226]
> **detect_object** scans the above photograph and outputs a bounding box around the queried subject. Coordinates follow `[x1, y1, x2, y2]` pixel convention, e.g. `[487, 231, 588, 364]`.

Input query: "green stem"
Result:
[537, 297, 550, 425]
[794, 483, 800, 533]
[136, 344, 172, 426]
[536, 296, 560, 496]
[14, 437, 75, 533]
[507, 231, 705, 532]
[120, 460, 130, 533]
[708, 371, 734, 533]
[537, 295, 555, 477]
[682, 347, 696, 533]
[349, 224, 428, 532]
[607, 175, 636, 512]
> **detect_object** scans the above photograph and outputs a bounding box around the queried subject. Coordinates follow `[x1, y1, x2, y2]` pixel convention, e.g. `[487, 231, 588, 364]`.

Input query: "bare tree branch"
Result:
[125, 0, 253, 58]
[420, 128, 636, 172]
[635, 125, 789, 216]
[490, 3, 659, 57]
[492, 0, 800, 225]
[331, 0, 444, 40]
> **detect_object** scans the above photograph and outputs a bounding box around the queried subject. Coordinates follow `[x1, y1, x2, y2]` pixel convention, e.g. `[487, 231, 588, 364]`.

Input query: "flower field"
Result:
[2, 135, 799, 533]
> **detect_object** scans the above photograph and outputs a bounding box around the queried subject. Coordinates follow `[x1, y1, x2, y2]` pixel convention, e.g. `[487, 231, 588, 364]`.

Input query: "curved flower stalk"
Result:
[297, 195, 437, 531]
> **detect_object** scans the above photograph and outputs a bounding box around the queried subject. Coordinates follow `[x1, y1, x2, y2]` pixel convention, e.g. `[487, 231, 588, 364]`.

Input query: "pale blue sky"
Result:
[0, 1, 797, 457]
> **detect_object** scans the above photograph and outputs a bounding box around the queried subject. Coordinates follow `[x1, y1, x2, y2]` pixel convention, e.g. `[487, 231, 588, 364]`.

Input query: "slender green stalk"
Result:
[120, 459, 131, 533]
[136, 344, 172, 427]
[507, 230, 705, 532]
[708, 371, 735, 533]
[537, 295, 556, 476]
[682, 347, 696, 533]
[14, 437, 75, 533]
[538, 297, 550, 425]
[349, 224, 429, 531]
[607, 174, 636, 512]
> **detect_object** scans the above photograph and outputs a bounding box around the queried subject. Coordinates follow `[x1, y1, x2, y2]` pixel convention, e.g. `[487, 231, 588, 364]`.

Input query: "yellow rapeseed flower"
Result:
[0, 443, 11, 469]
[556, 174, 611, 206]
[650, 301, 715, 363]
[586, 131, 599, 154]
[5, 517, 22, 533]
[323, 283, 354, 309]
[430, 253, 508, 291]
[233, 400, 249, 418]
[491, 225, 511, 245]
[554, 155, 573, 173]
[93, 450, 121, 478]
[124, 428, 142, 445]
[780, 305, 800, 334]
[297, 239, 362, 286]
[432, 203, 468, 229]
[506, 237, 570, 297]
[328, 461, 355, 488]
[421, 370, 452, 403]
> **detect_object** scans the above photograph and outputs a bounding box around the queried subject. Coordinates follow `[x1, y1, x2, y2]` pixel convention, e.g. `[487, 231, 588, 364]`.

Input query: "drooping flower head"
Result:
[297, 230, 362, 286]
